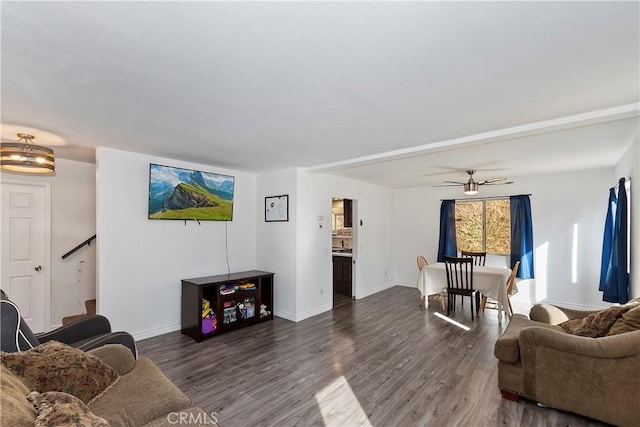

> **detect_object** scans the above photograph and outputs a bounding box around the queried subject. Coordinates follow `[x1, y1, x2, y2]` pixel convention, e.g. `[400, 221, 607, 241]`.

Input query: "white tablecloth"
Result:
[417, 263, 512, 320]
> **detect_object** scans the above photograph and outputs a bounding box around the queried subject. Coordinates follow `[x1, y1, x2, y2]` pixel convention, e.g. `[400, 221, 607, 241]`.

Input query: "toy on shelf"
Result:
[201, 298, 217, 334]
[238, 297, 256, 319]
[239, 282, 256, 291]
[220, 284, 236, 295]
[223, 301, 237, 324]
[260, 303, 271, 319]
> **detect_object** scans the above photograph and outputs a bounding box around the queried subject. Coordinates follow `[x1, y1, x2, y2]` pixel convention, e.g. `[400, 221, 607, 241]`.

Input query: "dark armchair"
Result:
[0, 290, 137, 358]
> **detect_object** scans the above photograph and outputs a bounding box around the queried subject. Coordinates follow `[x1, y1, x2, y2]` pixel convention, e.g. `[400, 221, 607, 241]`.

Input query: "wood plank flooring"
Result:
[137, 286, 608, 427]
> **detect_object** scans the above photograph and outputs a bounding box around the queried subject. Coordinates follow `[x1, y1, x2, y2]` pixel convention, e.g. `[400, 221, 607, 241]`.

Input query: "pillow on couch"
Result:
[0, 364, 37, 427]
[560, 305, 634, 337]
[0, 341, 119, 403]
[607, 304, 640, 336]
[28, 391, 109, 427]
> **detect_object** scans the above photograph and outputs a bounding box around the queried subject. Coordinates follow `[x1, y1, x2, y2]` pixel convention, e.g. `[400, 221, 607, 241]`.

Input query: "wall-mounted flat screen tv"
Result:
[148, 163, 234, 221]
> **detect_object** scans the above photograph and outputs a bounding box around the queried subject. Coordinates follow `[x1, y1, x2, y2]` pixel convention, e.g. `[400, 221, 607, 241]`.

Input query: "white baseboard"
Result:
[133, 323, 181, 341]
[273, 309, 296, 322]
[528, 298, 608, 311]
[293, 304, 333, 322]
[510, 294, 609, 311]
[356, 281, 396, 299]
[397, 281, 418, 288]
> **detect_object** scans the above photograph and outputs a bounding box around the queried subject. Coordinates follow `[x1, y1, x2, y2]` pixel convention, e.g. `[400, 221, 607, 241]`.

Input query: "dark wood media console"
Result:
[181, 270, 274, 342]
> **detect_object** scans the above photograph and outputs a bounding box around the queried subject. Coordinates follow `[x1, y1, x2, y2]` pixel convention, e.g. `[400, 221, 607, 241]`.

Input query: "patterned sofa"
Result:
[2, 343, 217, 426]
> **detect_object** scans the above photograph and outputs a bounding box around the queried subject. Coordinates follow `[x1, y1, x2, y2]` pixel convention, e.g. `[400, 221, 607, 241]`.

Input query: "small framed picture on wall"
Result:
[265, 195, 289, 222]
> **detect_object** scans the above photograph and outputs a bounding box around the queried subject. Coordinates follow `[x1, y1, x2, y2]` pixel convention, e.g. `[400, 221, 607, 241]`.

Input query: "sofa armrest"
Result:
[529, 304, 598, 325]
[494, 314, 563, 364]
[88, 344, 136, 376]
[36, 315, 111, 344]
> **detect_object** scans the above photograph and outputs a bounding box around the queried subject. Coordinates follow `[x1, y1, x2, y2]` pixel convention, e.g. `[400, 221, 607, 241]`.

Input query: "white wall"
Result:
[296, 172, 395, 319]
[51, 159, 97, 325]
[256, 168, 298, 320]
[256, 169, 396, 322]
[393, 167, 615, 310]
[615, 136, 639, 299]
[94, 142, 639, 338]
[96, 147, 257, 339]
[255, 169, 395, 322]
[1, 158, 96, 327]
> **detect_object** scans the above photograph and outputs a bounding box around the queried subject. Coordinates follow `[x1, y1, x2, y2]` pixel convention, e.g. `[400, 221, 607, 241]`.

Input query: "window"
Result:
[455, 199, 510, 255]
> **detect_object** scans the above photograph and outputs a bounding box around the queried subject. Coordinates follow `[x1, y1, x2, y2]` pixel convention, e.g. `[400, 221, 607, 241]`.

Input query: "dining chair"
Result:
[416, 255, 446, 311]
[461, 250, 486, 266]
[443, 256, 480, 320]
[480, 260, 520, 318]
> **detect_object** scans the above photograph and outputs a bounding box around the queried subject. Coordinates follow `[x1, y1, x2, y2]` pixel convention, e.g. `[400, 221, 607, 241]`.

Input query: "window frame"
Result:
[455, 197, 510, 256]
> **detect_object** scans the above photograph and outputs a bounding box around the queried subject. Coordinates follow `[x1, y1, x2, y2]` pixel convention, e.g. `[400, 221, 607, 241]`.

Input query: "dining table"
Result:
[417, 262, 513, 321]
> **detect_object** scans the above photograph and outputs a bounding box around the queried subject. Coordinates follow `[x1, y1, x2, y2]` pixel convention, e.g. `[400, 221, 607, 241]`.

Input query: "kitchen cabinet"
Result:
[333, 255, 352, 297]
[343, 199, 353, 227]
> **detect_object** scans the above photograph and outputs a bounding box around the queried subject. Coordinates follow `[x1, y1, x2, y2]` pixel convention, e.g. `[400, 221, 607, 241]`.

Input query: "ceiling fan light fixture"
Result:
[464, 182, 478, 195]
[0, 133, 55, 174]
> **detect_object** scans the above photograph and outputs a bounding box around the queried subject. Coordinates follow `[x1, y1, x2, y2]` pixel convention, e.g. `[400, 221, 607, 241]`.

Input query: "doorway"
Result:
[331, 198, 356, 304]
[1, 180, 51, 332]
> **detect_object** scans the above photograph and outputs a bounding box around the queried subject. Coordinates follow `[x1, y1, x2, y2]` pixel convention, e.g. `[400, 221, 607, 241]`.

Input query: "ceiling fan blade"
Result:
[432, 184, 464, 188]
[443, 181, 466, 185]
[482, 181, 514, 185]
[479, 177, 507, 184]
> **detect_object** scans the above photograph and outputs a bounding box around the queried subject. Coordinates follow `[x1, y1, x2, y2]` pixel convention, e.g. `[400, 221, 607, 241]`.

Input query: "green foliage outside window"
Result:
[455, 199, 510, 255]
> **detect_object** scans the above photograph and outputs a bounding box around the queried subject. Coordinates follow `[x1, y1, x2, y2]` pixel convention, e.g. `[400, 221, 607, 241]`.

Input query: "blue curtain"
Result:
[602, 178, 629, 303]
[599, 188, 617, 291]
[510, 195, 534, 279]
[437, 200, 457, 262]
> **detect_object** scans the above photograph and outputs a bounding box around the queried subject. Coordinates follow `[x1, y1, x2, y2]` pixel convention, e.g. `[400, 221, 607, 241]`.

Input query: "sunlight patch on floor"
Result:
[433, 311, 471, 331]
[315, 375, 372, 427]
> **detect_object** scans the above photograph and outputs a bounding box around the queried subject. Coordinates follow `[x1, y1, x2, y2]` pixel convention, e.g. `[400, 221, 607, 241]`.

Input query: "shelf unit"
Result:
[181, 270, 274, 342]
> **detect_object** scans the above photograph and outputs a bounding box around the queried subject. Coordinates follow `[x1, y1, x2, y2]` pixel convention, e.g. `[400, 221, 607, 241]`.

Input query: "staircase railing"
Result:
[61, 234, 97, 260]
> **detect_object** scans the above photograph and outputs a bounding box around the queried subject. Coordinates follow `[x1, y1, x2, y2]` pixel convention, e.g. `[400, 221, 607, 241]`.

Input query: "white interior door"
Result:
[1, 180, 51, 333]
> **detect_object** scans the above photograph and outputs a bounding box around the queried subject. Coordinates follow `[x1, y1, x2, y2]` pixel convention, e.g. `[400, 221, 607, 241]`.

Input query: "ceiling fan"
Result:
[433, 170, 513, 195]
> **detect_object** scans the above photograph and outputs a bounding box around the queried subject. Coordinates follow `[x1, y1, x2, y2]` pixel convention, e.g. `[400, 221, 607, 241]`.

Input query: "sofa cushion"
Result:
[607, 304, 640, 336]
[494, 314, 563, 364]
[88, 344, 136, 376]
[560, 305, 634, 337]
[27, 391, 109, 427]
[88, 357, 191, 426]
[0, 364, 37, 427]
[0, 340, 119, 403]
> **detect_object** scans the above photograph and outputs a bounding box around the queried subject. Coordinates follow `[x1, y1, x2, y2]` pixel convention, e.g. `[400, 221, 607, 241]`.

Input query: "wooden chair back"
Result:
[479, 260, 521, 318]
[506, 261, 520, 297]
[444, 256, 474, 292]
[461, 250, 486, 266]
[444, 256, 479, 320]
[417, 255, 428, 271]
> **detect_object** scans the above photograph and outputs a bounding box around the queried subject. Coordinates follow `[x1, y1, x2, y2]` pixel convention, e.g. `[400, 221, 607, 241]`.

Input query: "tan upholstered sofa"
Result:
[494, 299, 640, 427]
[2, 344, 217, 427]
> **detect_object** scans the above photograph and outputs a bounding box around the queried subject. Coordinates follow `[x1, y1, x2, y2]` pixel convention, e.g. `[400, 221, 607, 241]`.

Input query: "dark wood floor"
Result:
[138, 286, 606, 427]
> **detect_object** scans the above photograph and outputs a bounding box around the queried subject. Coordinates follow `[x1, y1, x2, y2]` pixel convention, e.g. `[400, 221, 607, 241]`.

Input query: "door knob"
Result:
[34, 265, 42, 271]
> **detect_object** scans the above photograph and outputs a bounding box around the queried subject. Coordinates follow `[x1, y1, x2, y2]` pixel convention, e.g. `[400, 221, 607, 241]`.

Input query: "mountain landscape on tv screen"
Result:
[149, 164, 234, 220]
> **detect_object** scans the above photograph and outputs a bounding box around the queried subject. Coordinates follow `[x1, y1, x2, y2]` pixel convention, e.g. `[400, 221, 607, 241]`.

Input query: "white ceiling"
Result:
[1, 1, 639, 188]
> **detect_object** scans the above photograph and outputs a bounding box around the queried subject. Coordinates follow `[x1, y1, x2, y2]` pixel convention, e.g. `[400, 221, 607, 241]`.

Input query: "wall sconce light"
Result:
[0, 133, 55, 174]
